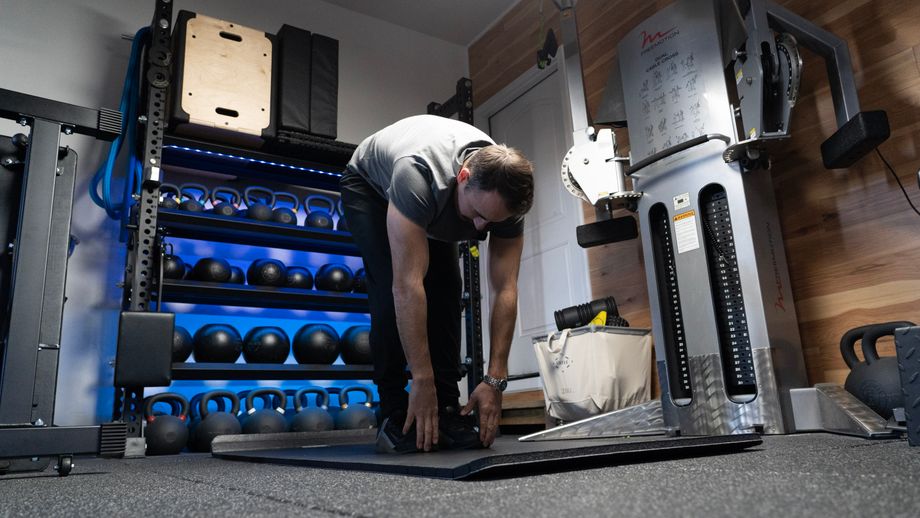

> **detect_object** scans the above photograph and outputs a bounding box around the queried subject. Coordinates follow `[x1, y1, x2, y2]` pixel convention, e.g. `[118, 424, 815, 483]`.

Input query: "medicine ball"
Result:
[172, 325, 194, 363]
[162, 254, 186, 280]
[242, 326, 290, 364]
[352, 268, 366, 293]
[315, 263, 354, 292]
[191, 257, 232, 283]
[193, 324, 243, 363]
[340, 325, 372, 365]
[228, 266, 245, 284]
[286, 266, 314, 290]
[247, 258, 287, 287]
[292, 324, 340, 364]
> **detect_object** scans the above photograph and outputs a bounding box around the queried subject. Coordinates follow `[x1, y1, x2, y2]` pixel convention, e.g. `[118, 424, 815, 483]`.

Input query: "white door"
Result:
[475, 63, 592, 392]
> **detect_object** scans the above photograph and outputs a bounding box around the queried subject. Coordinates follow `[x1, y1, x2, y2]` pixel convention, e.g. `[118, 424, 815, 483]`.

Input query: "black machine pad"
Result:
[213, 433, 762, 480]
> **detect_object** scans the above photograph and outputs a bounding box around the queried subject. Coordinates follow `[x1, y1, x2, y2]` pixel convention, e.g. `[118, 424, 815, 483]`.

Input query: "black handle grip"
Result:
[839, 324, 878, 368]
[861, 321, 916, 364]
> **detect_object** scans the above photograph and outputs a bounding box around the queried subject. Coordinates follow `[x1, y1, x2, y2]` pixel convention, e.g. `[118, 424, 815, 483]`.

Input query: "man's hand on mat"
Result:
[406, 376, 439, 451]
[462, 383, 502, 447]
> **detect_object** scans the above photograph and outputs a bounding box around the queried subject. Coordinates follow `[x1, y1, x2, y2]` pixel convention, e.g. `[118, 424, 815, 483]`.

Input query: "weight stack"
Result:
[170, 11, 278, 148]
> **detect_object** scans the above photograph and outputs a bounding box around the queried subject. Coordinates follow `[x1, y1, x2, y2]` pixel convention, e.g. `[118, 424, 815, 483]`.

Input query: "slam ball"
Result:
[292, 324, 340, 364]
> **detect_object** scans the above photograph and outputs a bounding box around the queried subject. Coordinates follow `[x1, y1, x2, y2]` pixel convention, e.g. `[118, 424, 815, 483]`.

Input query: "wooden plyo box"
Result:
[170, 11, 277, 148]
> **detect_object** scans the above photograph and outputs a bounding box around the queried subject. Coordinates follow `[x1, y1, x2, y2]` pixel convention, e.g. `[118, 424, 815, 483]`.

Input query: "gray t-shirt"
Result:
[345, 115, 524, 242]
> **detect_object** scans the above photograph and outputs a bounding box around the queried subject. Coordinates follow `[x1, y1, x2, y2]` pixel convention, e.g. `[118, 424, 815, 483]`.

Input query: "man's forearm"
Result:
[487, 287, 518, 378]
[393, 281, 434, 379]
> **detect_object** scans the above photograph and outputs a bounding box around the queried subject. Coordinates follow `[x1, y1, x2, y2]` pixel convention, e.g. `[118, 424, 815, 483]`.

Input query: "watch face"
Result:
[498, 379, 508, 391]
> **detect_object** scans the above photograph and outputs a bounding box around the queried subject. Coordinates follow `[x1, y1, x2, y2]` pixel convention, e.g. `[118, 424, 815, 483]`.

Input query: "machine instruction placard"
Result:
[619, 0, 734, 165]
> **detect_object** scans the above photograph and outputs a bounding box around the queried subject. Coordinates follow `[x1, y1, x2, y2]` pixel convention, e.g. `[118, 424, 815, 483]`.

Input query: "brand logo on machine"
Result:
[640, 27, 678, 50]
[766, 223, 787, 312]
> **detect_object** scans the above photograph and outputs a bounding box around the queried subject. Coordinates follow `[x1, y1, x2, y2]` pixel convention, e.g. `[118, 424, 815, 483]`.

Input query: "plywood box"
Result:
[170, 11, 276, 148]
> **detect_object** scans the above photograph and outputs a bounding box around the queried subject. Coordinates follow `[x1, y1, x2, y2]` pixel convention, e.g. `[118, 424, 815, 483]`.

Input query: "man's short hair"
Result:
[465, 144, 534, 215]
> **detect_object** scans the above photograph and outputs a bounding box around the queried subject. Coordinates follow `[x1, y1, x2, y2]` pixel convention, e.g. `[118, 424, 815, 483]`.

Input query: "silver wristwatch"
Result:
[483, 375, 508, 392]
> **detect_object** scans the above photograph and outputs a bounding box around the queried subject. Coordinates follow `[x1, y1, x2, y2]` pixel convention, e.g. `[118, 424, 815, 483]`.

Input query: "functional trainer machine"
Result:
[525, 0, 895, 441]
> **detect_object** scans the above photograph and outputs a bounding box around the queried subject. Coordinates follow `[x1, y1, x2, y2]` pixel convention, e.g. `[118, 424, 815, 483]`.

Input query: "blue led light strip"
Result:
[164, 144, 343, 177]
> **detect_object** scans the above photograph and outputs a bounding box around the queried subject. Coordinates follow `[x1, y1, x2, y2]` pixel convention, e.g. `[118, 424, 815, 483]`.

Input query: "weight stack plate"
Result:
[700, 188, 756, 399]
[650, 203, 692, 402]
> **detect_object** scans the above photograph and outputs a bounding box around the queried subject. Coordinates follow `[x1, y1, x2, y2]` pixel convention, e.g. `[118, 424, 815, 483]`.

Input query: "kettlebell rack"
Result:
[112, 0, 375, 440]
[115, 133, 378, 404]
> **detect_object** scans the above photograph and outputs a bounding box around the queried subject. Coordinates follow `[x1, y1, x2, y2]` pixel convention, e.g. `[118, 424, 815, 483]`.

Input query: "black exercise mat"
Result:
[213, 433, 762, 480]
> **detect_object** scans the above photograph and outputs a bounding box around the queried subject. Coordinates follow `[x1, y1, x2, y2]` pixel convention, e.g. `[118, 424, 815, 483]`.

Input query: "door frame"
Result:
[471, 47, 593, 387]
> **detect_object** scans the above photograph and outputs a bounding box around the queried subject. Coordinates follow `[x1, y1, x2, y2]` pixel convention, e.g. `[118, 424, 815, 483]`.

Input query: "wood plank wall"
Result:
[470, 0, 920, 387]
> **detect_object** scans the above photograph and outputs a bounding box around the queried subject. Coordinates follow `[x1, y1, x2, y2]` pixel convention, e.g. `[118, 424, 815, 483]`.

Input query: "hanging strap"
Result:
[545, 328, 572, 354]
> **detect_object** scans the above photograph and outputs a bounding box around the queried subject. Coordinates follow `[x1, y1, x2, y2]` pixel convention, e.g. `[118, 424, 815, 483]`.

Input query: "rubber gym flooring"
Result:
[1, 433, 918, 517]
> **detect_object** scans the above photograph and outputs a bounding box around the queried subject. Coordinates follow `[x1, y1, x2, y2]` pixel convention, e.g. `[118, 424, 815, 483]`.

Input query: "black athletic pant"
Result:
[340, 172, 462, 420]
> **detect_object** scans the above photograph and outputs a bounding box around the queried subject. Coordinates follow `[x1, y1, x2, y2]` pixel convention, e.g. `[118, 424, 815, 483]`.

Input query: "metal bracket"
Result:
[790, 384, 899, 438]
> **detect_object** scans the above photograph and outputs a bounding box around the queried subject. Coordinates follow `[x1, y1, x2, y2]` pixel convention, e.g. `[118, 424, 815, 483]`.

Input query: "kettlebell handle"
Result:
[144, 392, 190, 421]
[246, 388, 286, 414]
[190, 392, 229, 419]
[305, 194, 335, 215]
[861, 321, 916, 364]
[200, 390, 240, 419]
[273, 191, 300, 211]
[159, 183, 181, 201]
[337, 198, 345, 217]
[294, 387, 330, 412]
[179, 183, 210, 202]
[211, 186, 242, 207]
[839, 324, 878, 368]
[244, 186, 276, 207]
[340, 385, 374, 408]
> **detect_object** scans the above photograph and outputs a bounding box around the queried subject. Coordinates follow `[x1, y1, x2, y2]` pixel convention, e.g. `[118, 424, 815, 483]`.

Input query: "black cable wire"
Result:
[876, 148, 920, 218]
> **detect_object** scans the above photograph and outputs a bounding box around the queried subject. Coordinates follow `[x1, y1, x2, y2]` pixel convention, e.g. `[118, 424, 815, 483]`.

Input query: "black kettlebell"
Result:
[304, 194, 336, 230]
[271, 191, 300, 225]
[844, 321, 915, 419]
[315, 263, 355, 292]
[193, 323, 243, 363]
[228, 266, 245, 284]
[144, 392, 189, 455]
[335, 386, 377, 430]
[352, 268, 367, 293]
[178, 183, 209, 212]
[341, 325, 372, 365]
[842, 324, 876, 398]
[158, 183, 181, 210]
[241, 388, 288, 434]
[191, 390, 242, 452]
[187, 392, 207, 440]
[247, 258, 287, 287]
[290, 387, 334, 433]
[286, 266, 314, 290]
[242, 326, 290, 364]
[292, 323, 340, 364]
[242, 186, 275, 222]
[172, 325, 194, 363]
[191, 257, 232, 283]
[336, 198, 348, 232]
[162, 253, 186, 280]
[209, 186, 242, 217]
